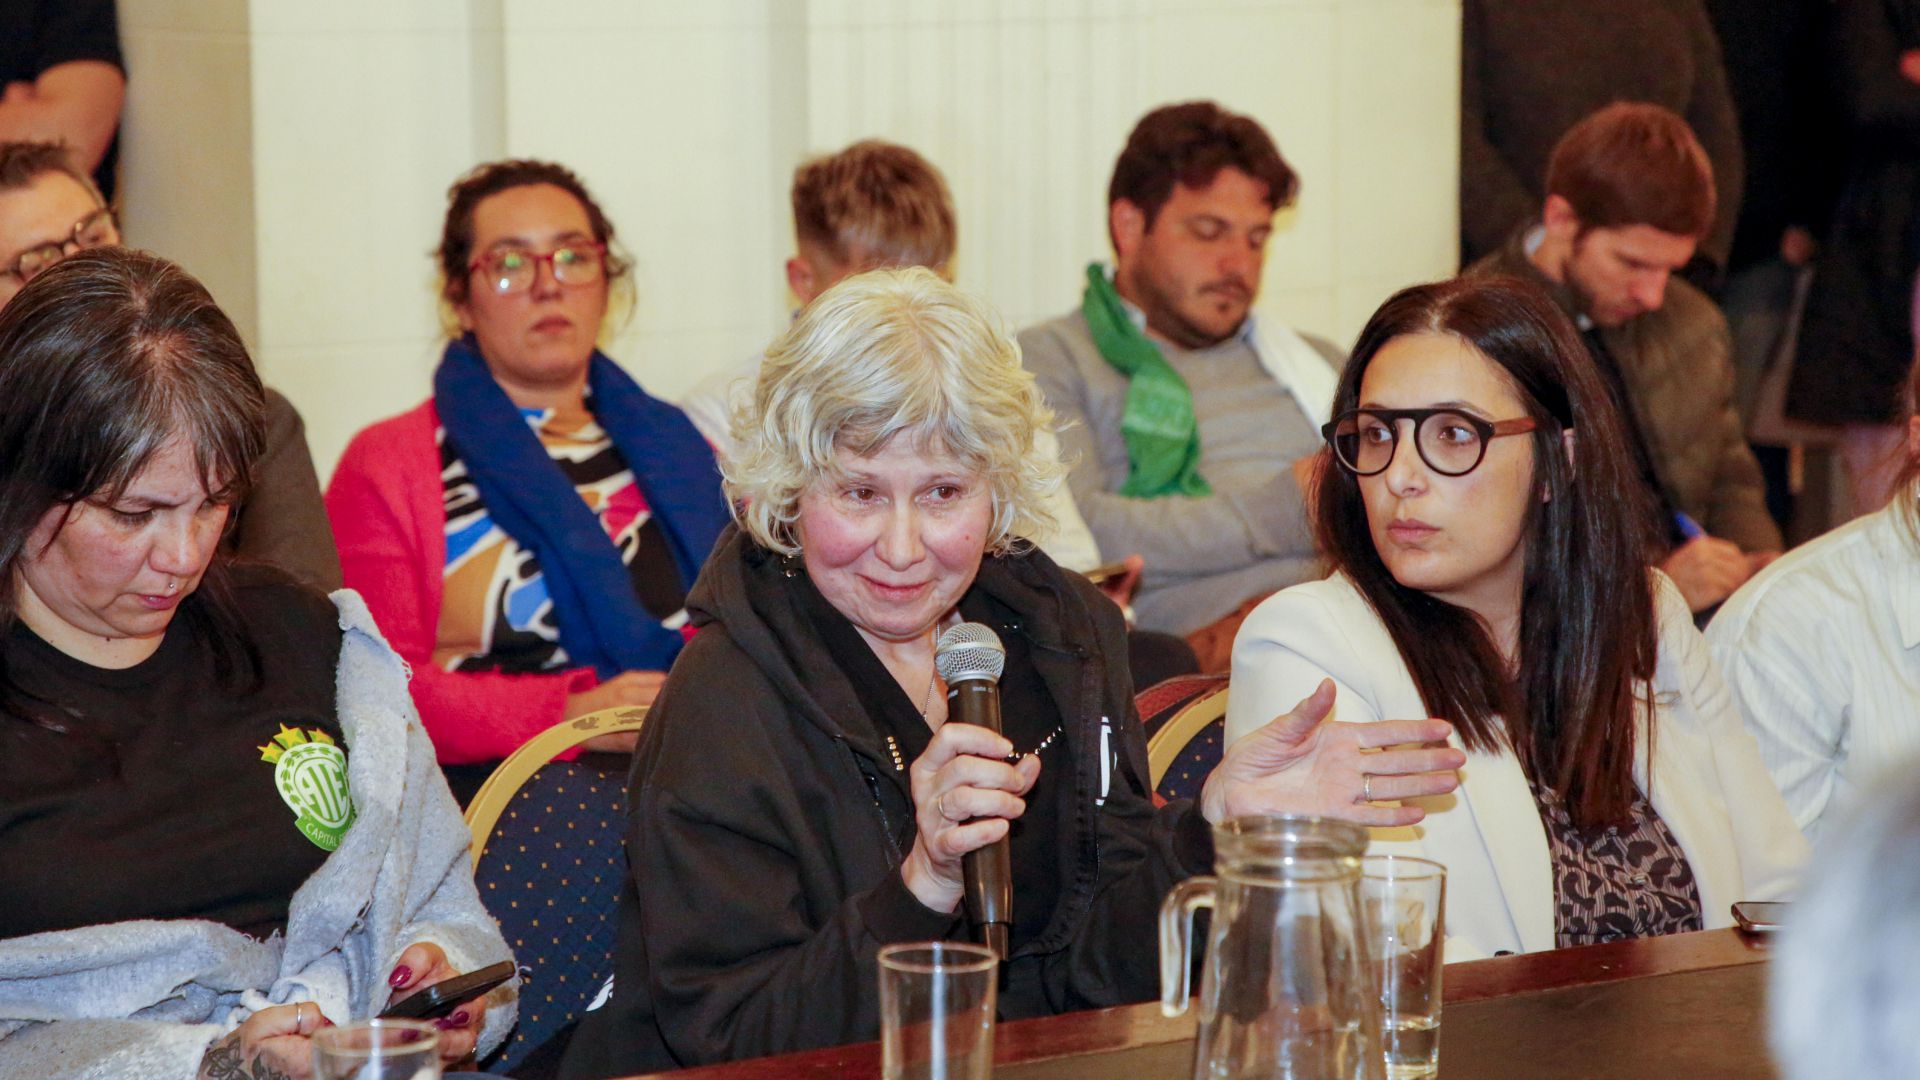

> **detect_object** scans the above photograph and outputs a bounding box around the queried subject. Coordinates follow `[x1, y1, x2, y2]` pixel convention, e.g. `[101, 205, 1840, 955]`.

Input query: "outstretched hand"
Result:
[1201, 679, 1465, 828]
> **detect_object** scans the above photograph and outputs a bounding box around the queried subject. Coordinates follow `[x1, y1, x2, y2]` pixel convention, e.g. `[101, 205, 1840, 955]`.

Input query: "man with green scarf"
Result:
[1019, 102, 1340, 660]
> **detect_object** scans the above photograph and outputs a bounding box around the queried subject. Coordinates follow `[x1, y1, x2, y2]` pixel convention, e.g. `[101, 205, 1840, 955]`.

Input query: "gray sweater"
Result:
[1017, 311, 1337, 636]
[0, 591, 514, 1080]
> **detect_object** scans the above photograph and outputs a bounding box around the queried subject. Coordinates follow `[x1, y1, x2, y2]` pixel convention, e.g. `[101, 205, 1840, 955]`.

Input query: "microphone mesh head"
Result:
[935, 622, 1005, 684]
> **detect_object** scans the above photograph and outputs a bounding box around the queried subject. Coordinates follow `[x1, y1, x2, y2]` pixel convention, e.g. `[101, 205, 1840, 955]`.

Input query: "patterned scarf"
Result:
[433, 336, 730, 677]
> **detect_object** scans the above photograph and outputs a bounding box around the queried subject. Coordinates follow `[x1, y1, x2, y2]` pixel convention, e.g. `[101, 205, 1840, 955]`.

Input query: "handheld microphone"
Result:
[935, 622, 1011, 960]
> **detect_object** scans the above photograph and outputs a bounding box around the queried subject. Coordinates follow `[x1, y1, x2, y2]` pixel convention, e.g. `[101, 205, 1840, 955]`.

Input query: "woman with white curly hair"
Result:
[562, 267, 1464, 1076]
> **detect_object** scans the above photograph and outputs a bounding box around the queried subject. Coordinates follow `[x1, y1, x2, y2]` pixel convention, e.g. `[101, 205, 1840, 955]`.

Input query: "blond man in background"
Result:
[682, 139, 1103, 574]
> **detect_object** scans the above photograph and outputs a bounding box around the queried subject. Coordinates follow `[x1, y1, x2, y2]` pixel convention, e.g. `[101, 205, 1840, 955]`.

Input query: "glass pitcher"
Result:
[1161, 815, 1384, 1080]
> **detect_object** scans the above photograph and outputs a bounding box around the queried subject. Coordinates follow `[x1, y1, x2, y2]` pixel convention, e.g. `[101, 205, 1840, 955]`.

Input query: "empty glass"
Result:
[311, 1019, 441, 1080]
[1362, 855, 1447, 1079]
[878, 941, 998, 1080]
[1162, 815, 1385, 1080]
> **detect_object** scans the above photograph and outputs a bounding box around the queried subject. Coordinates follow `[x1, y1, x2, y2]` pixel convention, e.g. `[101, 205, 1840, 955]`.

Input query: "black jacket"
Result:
[1787, 0, 1920, 425]
[561, 528, 1212, 1077]
[1705, 0, 1843, 276]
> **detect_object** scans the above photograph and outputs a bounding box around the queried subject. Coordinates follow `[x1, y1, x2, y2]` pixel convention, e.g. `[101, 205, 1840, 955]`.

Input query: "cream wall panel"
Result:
[247, 3, 505, 479]
[117, 12, 258, 342]
[120, 0, 247, 34]
[499, 0, 792, 401]
[786, 0, 1458, 353]
[1332, 1, 1464, 289]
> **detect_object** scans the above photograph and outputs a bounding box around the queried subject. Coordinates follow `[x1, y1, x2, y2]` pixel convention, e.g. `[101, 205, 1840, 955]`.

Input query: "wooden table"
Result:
[631, 928, 1776, 1079]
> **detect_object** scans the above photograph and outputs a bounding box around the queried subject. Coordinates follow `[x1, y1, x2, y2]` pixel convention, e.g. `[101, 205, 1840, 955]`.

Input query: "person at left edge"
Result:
[0, 248, 512, 1078]
[0, 0, 123, 195]
[326, 159, 730, 800]
[559, 268, 1466, 1077]
[0, 139, 341, 593]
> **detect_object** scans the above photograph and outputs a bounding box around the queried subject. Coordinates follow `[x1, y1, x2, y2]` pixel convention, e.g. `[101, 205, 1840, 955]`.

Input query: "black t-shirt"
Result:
[0, 0, 124, 199]
[803, 578, 1067, 955]
[0, 568, 345, 940]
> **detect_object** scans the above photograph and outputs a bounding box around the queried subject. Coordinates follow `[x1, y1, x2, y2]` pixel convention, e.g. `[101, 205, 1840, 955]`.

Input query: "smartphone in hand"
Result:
[380, 960, 518, 1021]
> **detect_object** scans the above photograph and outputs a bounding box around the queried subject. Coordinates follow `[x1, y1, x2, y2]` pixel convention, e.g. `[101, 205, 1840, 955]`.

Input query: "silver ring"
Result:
[1361, 773, 1374, 803]
[938, 792, 955, 821]
[298, 1002, 311, 1028]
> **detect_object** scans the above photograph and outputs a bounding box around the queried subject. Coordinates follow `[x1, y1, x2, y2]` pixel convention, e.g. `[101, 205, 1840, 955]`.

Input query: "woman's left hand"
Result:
[387, 942, 489, 1065]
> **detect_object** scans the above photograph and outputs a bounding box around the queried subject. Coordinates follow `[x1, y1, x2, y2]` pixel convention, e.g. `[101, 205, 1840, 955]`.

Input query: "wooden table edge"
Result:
[1446, 926, 1772, 1003]
[624, 928, 1772, 1079]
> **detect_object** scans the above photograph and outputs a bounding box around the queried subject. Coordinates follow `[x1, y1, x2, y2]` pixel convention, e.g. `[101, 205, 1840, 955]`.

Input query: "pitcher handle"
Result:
[1159, 875, 1217, 1018]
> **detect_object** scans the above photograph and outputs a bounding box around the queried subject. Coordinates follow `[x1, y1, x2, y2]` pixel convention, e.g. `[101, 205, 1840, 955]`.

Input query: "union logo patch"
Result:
[259, 725, 357, 851]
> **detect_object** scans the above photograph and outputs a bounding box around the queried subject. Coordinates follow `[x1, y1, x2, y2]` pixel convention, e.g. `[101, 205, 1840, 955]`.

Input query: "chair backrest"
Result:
[1140, 674, 1230, 802]
[463, 707, 647, 1076]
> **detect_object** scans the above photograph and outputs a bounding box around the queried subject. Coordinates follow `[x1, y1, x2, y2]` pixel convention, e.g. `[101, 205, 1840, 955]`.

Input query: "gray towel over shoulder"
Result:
[0, 591, 515, 1080]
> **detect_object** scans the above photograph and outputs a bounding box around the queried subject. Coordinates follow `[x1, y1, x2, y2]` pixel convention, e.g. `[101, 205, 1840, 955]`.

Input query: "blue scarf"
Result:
[432, 336, 730, 678]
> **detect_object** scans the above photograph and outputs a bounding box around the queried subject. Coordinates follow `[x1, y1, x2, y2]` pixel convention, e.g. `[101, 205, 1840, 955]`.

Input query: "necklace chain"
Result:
[918, 664, 939, 719]
[877, 631, 1062, 770]
[883, 724, 1065, 773]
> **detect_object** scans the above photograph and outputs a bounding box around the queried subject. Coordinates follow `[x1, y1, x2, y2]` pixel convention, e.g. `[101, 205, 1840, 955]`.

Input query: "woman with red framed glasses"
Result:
[325, 160, 729, 800]
[1226, 274, 1807, 960]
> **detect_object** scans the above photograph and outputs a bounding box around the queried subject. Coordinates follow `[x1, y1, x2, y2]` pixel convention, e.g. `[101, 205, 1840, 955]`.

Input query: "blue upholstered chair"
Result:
[464, 707, 647, 1077]
[1138, 674, 1230, 803]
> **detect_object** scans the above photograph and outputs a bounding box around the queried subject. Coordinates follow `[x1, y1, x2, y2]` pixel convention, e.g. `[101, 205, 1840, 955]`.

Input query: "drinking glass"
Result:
[878, 941, 997, 1080]
[1361, 856, 1447, 1080]
[312, 1018, 441, 1080]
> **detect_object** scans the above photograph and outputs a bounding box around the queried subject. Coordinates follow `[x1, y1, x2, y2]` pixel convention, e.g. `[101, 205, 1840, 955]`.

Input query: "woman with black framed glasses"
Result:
[1225, 273, 1807, 959]
[326, 160, 728, 800]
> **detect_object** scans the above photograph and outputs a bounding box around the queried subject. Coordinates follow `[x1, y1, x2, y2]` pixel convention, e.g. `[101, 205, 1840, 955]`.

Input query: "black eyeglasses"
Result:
[2, 206, 118, 285]
[1321, 407, 1539, 477]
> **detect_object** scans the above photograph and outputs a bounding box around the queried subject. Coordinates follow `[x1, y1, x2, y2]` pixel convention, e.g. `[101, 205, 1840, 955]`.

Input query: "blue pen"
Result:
[1674, 511, 1705, 541]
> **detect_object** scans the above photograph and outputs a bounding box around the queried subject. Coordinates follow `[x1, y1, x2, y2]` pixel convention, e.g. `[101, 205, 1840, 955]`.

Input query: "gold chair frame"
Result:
[462, 706, 648, 867]
[1144, 685, 1230, 792]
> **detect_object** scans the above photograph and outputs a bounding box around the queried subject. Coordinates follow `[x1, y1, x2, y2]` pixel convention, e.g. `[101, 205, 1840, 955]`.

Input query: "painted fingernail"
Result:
[388, 965, 412, 987]
[434, 1017, 458, 1030]
[449, 1010, 471, 1027]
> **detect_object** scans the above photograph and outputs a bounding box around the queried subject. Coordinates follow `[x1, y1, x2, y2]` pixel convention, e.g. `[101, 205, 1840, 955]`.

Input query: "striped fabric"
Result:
[1707, 502, 1920, 845]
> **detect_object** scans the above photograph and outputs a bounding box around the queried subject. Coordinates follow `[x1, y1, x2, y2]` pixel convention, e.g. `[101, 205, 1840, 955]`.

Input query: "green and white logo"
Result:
[259, 725, 356, 851]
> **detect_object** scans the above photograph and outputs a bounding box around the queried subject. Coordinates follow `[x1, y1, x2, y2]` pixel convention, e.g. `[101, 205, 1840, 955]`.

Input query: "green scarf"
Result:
[1080, 263, 1210, 497]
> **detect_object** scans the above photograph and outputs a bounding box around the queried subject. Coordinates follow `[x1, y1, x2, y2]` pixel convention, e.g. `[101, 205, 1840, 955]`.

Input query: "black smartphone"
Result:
[380, 960, 518, 1020]
[1732, 900, 1790, 934]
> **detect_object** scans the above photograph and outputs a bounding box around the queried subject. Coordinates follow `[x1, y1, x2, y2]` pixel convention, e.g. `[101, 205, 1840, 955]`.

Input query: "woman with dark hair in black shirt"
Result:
[0, 248, 512, 1080]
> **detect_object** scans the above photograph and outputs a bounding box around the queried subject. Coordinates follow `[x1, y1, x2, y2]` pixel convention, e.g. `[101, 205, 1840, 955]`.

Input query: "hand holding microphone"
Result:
[897, 623, 1032, 959]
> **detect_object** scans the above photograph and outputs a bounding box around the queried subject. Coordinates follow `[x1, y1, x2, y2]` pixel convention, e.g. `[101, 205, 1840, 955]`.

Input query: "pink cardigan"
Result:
[326, 400, 596, 764]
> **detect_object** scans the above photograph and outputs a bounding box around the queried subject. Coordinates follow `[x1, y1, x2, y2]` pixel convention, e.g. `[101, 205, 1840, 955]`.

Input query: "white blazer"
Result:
[1225, 572, 1808, 960]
